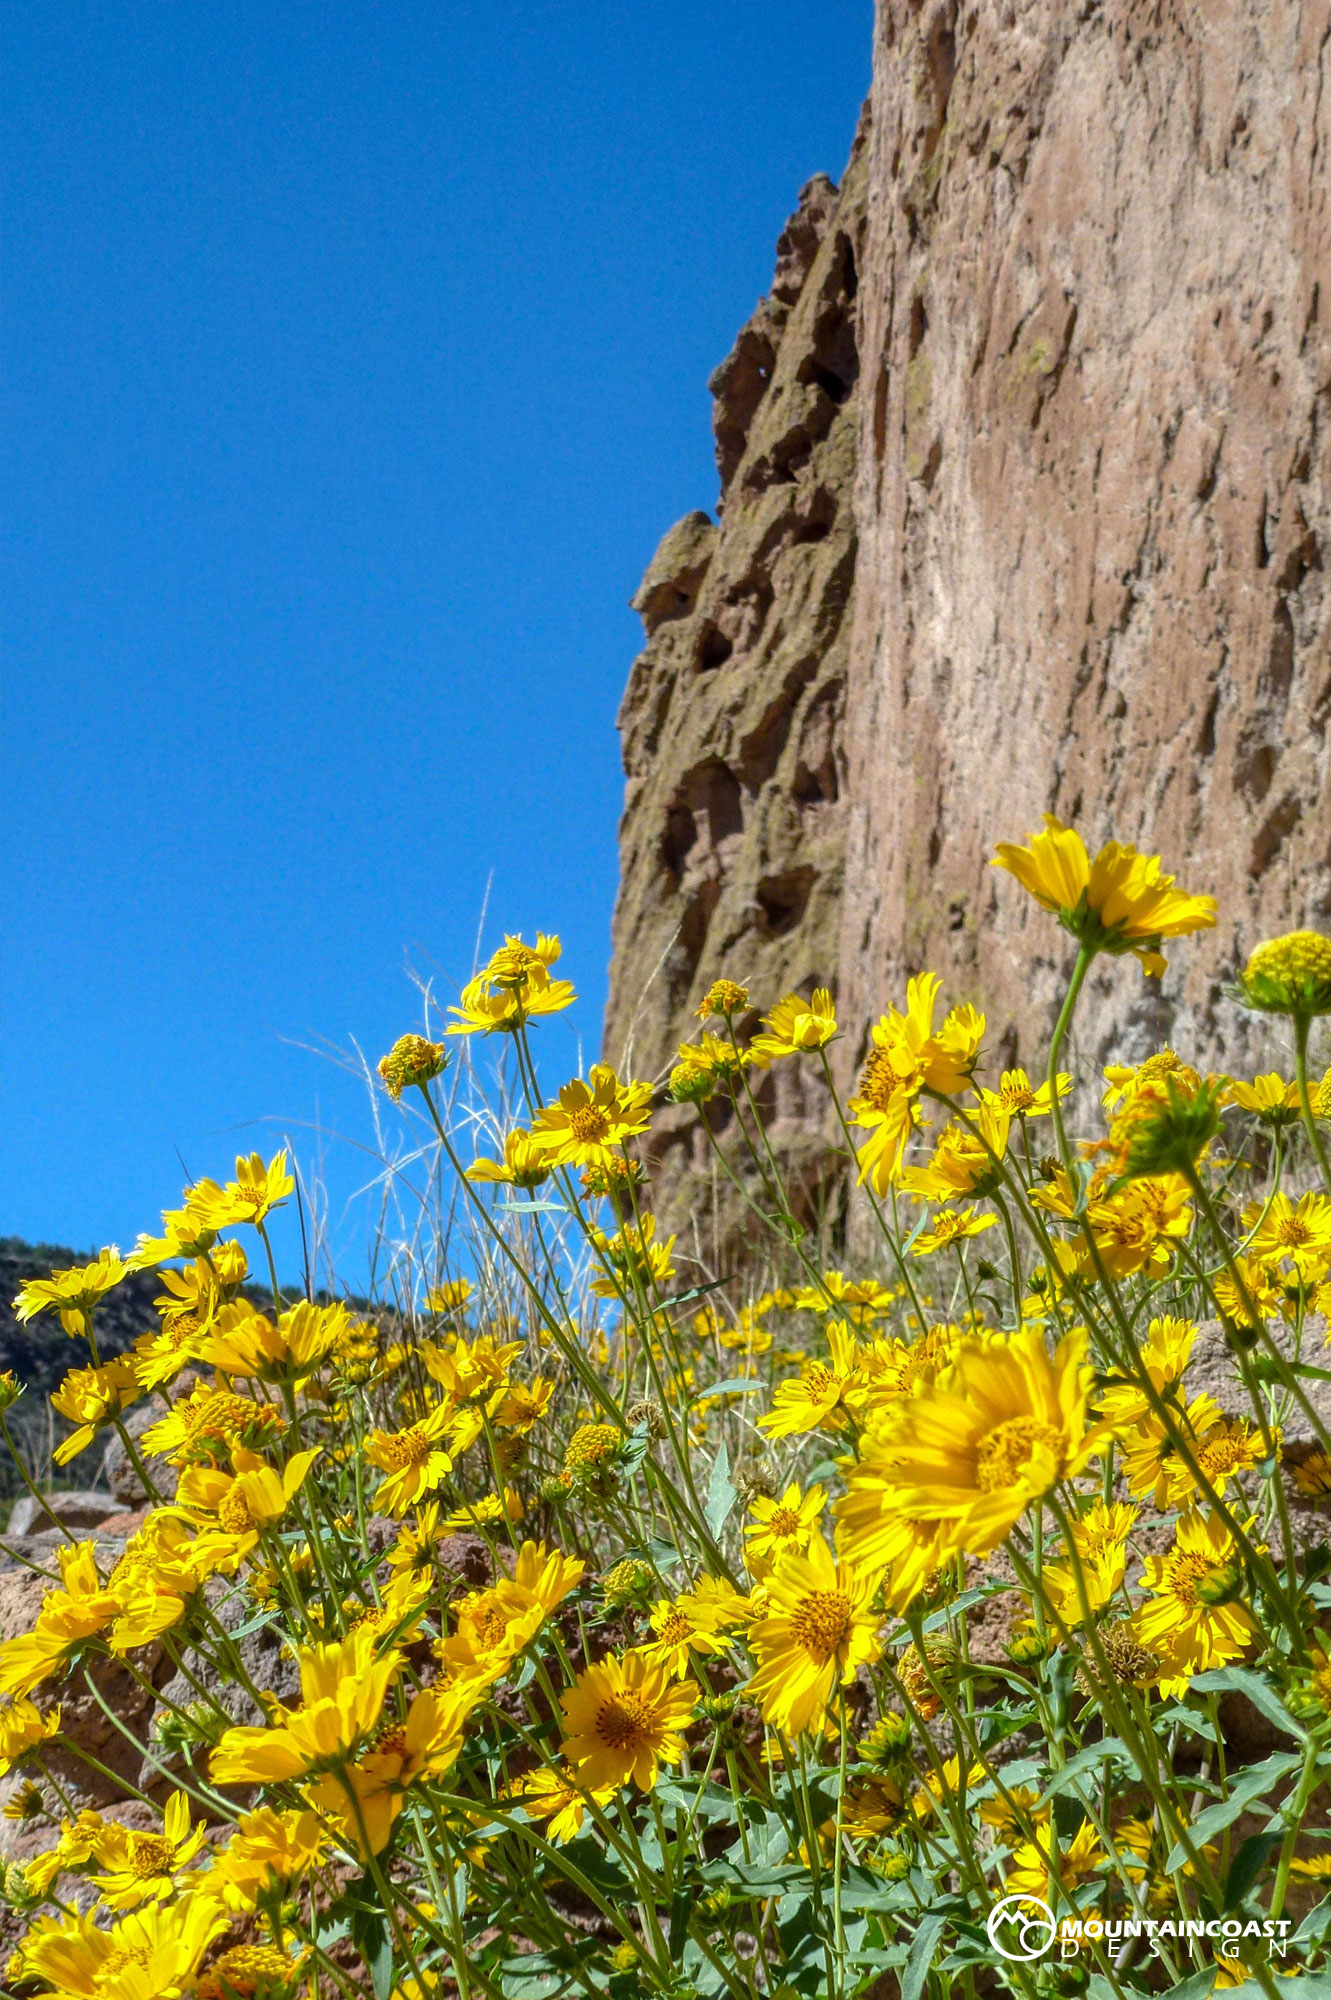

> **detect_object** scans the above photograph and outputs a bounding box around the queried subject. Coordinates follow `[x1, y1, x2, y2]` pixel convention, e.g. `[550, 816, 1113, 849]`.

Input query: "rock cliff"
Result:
[607, 4, 1331, 1242]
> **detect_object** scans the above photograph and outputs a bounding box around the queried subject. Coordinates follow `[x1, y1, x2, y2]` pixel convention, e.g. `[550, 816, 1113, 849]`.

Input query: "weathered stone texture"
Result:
[604, 133, 869, 1253]
[840, 0, 1331, 1083]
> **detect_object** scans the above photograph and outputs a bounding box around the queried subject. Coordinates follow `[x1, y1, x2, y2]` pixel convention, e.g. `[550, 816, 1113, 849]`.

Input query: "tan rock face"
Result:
[840, 0, 1331, 1083]
[609, 3, 1331, 1247]
[603, 134, 869, 1257]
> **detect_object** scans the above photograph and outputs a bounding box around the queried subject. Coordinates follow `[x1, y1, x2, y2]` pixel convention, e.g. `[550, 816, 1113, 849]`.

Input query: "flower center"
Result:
[802, 1364, 837, 1400]
[658, 1611, 691, 1647]
[126, 1830, 176, 1877]
[768, 1507, 801, 1538]
[1001, 1082, 1035, 1111]
[791, 1589, 852, 1664]
[1275, 1217, 1312, 1247]
[568, 1105, 611, 1144]
[471, 1604, 509, 1649]
[1165, 1550, 1214, 1606]
[380, 1427, 432, 1469]
[218, 1486, 255, 1534]
[596, 1692, 652, 1749]
[856, 1048, 910, 1115]
[374, 1724, 410, 1758]
[975, 1418, 1063, 1492]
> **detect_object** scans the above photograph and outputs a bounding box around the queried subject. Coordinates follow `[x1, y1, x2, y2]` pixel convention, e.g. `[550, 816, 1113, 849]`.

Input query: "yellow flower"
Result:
[559, 1653, 696, 1791]
[911, 1754, 987, 1820]
[758, 1325, 861, 1439]
[437, 1542, 584, 1690]
[1098, 1315, 1195, 1430]
[509, 1765, 615, 1844]
[211, 1627, 400, 1784]
[377, 1032, 448, 1100]
[310, 1684, 476, 1856]
[695, 978, 750, 1020]
[640, 1593, 730, 1679]
[174, 1444, 321, 1573]
[465, 1129, 552, 1188]
[13, 1895, 227, 1997]
[750, 988, 838, 1059]
[745, 1534, 882, 1736]
[1291, 1448, 1331, 1499]
[206, 1806, 326, 1912]
[846, 975, 986, 1189]
[126, 1206, 219, 1268]
[1039, 1501, 1136, 1625]
[194, 1944, 311, 2000]
[440, 1487, 525, 1532]
[589, 1214, 676, 1296]
[910, 1206, 998, 1257]
[899, 1106, 1010, 1204]
[1165, 1409, 1266, 1507]
[839, 1327, 1104, 1561]
[198, 1297, 351, 1381]
[1246, 1190, 1331, 1281]
[0, 1697, 60, 1776]
[1007, 1817, 1104, 1897]
[1137, 1511, 1258, 1695]
[12, 1248, 126, 1336]
[141, 1380, 283, 1467]
[745, 1482, 826, 1569]
[50, 1357, 140, 1465]
[531, 1064, 652, 1166]
[104, 1512, 208, 1651]
[184, 1150, 294, 1230]
[1228, 1072, 1302, 1126]
[796, 1270, 896, 1327]
[992, 816, 1216, 974]
[366, 1401, 455, 1517]
[447, 935, 575, 1034]
[0, 1542, 117, 1695]
[1238, 929, 1331, 1016]
[978, 1068, 1072, 1118]
[88, 1791, 205, 1911]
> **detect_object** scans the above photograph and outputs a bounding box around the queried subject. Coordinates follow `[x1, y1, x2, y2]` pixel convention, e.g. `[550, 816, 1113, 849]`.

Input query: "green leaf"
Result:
[1223, 1829, 1284, 1908]
[705, 1441, 735, 1539]
[349, 1895, 393, 2000]
[901, 1911, 948, 2000]
[692, 1377, 765, 1404]
[1164, 1750, 1302, 1871]
[1190, 1667, 1309, 1742]
[1040, 1738, 1132, 1801]
[1153, 1969, 1218, 2000]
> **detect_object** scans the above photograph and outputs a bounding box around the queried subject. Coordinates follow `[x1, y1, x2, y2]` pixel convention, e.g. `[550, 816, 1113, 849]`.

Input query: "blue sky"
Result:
[3, 1, 870, 1284]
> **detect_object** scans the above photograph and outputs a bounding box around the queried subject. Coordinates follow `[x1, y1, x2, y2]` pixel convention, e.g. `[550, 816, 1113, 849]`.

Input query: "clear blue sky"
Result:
[4, 1, 870, 1284]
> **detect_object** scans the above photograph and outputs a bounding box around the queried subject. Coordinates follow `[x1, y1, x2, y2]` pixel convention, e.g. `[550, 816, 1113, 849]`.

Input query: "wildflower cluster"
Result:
[3, 876, 1331, 2000]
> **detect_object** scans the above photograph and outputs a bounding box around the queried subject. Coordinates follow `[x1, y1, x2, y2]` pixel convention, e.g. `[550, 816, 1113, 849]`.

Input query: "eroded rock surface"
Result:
[839, 1, 1331, 1089]
[604, 131, 869, 1257]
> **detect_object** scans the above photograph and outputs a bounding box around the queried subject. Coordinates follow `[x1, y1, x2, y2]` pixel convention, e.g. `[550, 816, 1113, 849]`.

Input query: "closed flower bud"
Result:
[0, 1372, 20, 1415]
[599, 1557, 653, 1608]
[377, 1034, 449, 1101]
[874, 1851, 913, 1882]
[670, 1061, 714, 1105]
[698, 1691, 740, 1725]
[858, 1712, 913, 1765]
[1119, 1075, 1221, 1180]
[563, 1422, 623, 1478]
[1006, 1627, 1053, 1667]
[1236, 930, 1331, 1017]
[697, 979, 750, 1021]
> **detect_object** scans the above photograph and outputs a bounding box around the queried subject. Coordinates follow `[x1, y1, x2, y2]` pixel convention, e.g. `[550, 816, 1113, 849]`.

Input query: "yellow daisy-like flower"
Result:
[839, 1327, 1104, 1562]
[1238, 928, 1331, 1016]
[910, 1206, 999, 1257]
[508, 1764, 615, 1844]
[88, 1791, 206, 1911]
[310, 1683, 476, 1857]
[13, 1896, 227, 1998]
[126, 1206, 219, 1268]
[750, 988, 838, 1059]
[447, 936, 576, 1034]
[745, 1534, 882, 1736]
[1137, 1510, 1258, 1696]
[758, 1325, 861, 1440]
[0, 1696, 60, 1776]
[198, 1297, 350, 1382]
[465, 1129, 551, 1188]
[1007, 1817, 1104, 1897]
[1245, 1190, 1331, 1281]
[12, 1248, 126, 1336]
[746, 1482, 826, 1569]
[589, 1214, 676, 1296]
[695, 978, 750, 1021]
[1227, 1072, 1302, 1127]
[846, 975, 986, 1190]
[1097, 1314, 1195, 1430]
[640, 1593, 730, 1679]
[0, 1542, 117, 1696]
[50, 1357, 140, 1465]
[899, 1107, 1011, 1204]
[184, 1150, 294, 1231]
[174, 1444, 322, 1575]
[206, 1807, 326, 1913]
[1039, 1501, 1137, 1625]
[558, 1652, 697, 1791]
[992, 816, 1216, 974]
[211, 1627, 399, 1785]
[978, 1068, 1072, 1118]
[365, 1401, 455, 1518]
[531, 1064, 653, 1166]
